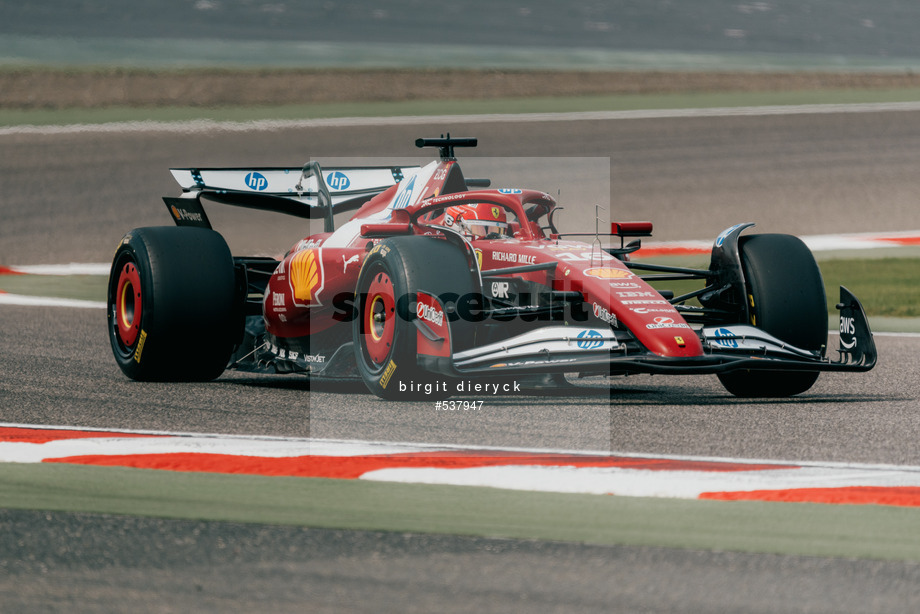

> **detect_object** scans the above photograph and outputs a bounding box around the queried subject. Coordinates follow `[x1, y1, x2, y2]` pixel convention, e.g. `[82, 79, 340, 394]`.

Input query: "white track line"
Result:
[360, 465, 920, 499]
[6, 102, 920, 137]
[8, 263, 110, 276]
[0, 293, 105, 309]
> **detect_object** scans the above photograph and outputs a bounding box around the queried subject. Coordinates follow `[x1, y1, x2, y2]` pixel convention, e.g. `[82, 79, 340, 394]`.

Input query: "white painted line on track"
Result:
[0, 293, 105, 309]
[360, 464, 920, 499]
[7, 263, 110, 276]
[874, 331, 920, 337]
[0, 434, 430, 463]
[5, 101, 920, 137]
[0, 421, 316, 441]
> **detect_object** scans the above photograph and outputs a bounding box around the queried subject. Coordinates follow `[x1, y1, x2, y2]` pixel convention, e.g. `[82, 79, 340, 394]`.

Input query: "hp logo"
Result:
[392, 176, 416, 209]
[576, 330, 604, 350]
[713, 328, 738, 348]
[245, 172, 268, 191]
[326, 171, 351, 191]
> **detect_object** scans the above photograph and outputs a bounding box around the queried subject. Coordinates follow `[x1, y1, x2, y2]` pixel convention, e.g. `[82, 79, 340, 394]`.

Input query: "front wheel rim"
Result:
[362, 271, 396, 366]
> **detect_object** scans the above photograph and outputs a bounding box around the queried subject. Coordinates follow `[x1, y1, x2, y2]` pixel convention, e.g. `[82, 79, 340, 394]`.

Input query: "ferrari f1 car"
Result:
[108, 136, 876, 400]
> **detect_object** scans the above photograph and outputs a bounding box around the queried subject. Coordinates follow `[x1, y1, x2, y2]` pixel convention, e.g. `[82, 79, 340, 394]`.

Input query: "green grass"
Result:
[5, 87, 920, 127]
[2, 462, 918, 561]
[821, 258, 920, 317]
[0, 274, 106, 303]
[638, 256, 920, 320]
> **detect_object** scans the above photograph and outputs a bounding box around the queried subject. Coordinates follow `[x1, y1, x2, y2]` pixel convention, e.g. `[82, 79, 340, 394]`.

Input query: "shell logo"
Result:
[583, 267, 633, 280]
[291, 249, 321, 302]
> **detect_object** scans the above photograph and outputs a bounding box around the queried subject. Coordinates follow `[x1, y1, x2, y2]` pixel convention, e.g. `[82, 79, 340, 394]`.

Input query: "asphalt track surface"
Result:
[5, 109, 920, 265]
[3, 113, 920, 611]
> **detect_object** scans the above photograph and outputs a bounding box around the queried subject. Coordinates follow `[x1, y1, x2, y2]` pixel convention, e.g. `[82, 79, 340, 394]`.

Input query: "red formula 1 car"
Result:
[108, 136, 876, 400]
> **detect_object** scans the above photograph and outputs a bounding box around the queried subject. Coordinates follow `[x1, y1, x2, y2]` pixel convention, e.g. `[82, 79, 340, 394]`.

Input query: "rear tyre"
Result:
[107, 226, 241, 381]
[353, 237, 476, 400]
[717, 234, 827, 397]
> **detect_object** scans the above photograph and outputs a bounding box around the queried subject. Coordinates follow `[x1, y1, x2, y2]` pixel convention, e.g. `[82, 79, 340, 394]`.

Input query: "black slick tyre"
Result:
[107, 226, 241, 381]
[353, 237, 476, 400]
[717, 234, 827, 397]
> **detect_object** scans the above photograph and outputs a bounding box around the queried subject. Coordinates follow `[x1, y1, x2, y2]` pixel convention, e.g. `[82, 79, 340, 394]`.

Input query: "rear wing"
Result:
[164, 163, 419, 232]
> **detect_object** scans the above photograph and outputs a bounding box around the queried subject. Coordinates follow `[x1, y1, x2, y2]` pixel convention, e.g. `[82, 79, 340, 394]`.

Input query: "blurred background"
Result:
[3, 0, 920, 273]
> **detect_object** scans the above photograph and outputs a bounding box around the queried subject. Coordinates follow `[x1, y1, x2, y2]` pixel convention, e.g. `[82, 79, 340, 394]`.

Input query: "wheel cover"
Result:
[363, 272, 396, 365]
[115, 262, 142, 347]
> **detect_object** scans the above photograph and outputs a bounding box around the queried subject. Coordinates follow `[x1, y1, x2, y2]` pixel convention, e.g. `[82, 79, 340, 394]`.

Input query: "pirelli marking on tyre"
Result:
[379, 360, 397, 389]
[133, 330, 147, 363]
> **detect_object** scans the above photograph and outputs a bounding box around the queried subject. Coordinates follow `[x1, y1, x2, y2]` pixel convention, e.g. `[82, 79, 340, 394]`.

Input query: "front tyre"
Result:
[718, 234, 827, 397]
[353, 237, 475, 400]
[107, 226, 241, 381]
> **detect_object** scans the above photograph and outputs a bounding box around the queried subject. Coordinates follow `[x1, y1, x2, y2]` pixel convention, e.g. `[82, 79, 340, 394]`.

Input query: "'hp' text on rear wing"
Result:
[164, 163, 419, 232]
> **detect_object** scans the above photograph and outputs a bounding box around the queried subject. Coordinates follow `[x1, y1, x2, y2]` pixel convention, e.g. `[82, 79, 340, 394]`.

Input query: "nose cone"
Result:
[572, 267, 704, 358]
[635, 319, 704, 357]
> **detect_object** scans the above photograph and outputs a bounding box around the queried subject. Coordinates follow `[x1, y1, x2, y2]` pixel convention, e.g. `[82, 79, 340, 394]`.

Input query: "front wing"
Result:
[425, 287, 877, 377]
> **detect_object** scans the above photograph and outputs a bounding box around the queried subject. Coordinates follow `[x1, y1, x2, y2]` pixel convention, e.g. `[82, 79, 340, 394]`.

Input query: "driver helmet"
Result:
[443, 203, 509, 238]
